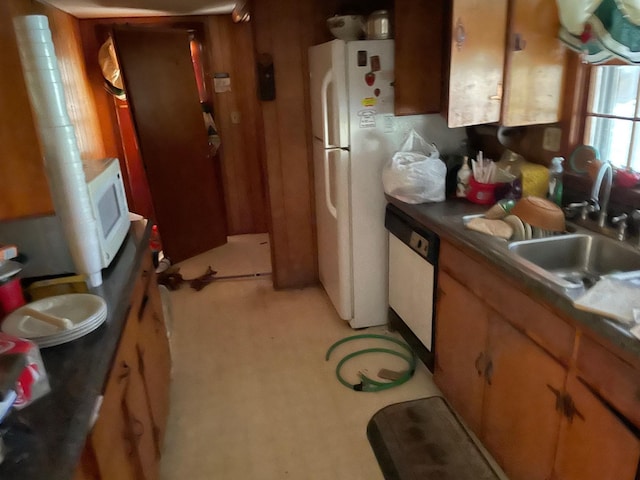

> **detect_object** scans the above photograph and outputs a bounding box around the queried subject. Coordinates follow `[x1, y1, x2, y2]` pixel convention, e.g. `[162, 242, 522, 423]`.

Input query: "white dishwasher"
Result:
[385, 204, 439, 371]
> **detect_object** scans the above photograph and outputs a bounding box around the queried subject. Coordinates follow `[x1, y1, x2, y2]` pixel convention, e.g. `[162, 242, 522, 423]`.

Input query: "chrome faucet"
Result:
[567, 162, 614, 226]
[590, 162, 613, 227]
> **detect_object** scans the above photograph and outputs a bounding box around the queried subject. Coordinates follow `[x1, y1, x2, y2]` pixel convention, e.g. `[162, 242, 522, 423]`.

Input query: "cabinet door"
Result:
[136, 254, 171, 454]
[552, 375, 640, 480]
[137, 293, 171, 455]
[501, 0, 566, 126]
[90, 314, 139, 480]
[73, 444, 101, 480]
[482, 315, 566, 480]
[446, 0, 508, 127]
[125, 358, 160, 480]
[433, 271, 489, 436]
[394, 0, 445, 115]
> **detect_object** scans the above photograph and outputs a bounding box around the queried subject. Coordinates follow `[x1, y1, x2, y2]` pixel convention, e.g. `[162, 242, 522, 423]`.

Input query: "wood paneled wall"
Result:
[0, 0, 51, 219]
[2, 0, 105, 219]
[251, 0, 332, 288]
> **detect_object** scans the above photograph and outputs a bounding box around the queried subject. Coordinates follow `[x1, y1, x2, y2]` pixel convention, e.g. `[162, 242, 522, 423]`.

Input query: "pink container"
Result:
[467, 176, 504, 205]
[0, 277, 26, 318]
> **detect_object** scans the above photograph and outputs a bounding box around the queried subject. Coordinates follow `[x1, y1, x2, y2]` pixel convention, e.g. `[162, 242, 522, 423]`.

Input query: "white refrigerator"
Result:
[309, 39, 399, 329]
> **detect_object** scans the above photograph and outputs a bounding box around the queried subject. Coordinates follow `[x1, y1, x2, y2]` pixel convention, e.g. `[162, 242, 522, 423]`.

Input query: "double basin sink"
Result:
[460, 215, 640, 297]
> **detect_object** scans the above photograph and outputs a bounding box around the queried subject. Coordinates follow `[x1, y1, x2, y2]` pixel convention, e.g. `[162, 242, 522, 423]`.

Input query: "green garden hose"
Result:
[325, 334, 416, 392]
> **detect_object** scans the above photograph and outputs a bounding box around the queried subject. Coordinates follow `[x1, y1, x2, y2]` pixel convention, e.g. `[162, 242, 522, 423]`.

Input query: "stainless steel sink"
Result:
[508, 234, 640, 289]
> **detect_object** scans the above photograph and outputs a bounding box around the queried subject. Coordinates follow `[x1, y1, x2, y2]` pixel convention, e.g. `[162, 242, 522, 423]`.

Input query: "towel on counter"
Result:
[573, 276, 640, 325]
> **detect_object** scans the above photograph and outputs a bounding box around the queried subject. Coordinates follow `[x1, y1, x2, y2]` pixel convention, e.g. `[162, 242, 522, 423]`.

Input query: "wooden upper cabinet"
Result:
[393, 0, 445, 116]
[501, 0, 567, 126]
[446, 0, 508, 128]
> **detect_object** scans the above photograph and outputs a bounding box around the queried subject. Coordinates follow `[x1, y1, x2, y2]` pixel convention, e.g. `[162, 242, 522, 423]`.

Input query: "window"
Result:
[584, 66, 640, 172]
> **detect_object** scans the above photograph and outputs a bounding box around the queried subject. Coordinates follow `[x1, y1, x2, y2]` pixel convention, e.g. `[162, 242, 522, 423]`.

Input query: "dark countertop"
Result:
[0, 220, 151, 480]
[386, 195, 640, 368]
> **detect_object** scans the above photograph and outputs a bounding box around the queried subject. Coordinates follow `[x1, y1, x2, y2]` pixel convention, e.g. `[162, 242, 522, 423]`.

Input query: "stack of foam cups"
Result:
[13, 15, 103, 287]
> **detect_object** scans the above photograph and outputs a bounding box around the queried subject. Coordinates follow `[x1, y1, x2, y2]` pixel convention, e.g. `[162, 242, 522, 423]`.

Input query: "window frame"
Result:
[562, 53, 640, 204]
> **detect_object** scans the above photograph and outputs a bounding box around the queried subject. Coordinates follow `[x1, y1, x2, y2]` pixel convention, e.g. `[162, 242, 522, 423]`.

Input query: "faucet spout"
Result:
[590, 162, 613, 228]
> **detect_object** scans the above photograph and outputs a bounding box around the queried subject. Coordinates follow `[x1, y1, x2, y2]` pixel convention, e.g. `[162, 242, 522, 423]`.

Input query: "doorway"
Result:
[110, 24, 228, 263]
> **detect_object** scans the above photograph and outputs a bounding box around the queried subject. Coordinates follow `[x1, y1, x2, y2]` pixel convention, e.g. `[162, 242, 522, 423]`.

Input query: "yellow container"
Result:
[519, 162, 550, 198]
[26, 275, 88, 301]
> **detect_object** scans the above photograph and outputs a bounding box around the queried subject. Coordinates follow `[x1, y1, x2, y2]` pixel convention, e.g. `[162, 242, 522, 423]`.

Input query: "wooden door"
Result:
[113, 26, 227, 263]
[446, 0, 508, 127]
[482, 315, 566, 480]
[501, 0, 566, 126]
[433, 271, 489, 436]
[551, 374, 640, 480]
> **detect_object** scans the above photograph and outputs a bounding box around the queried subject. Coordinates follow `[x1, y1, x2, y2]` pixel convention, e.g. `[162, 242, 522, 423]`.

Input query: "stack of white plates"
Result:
[1, 294, 107, 348]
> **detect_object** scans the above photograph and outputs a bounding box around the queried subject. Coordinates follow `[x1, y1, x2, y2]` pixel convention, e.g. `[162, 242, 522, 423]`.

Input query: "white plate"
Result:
[523, 222, 533, 240]
[503, 215, 526, 241]
[2, 294, 107, 340]
[32, 314, 107, 348]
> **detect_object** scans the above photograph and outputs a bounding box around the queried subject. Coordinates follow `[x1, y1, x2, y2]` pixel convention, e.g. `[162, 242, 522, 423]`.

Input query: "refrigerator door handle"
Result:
[324, 150, 338, 219]
[320, 70, 333, 148]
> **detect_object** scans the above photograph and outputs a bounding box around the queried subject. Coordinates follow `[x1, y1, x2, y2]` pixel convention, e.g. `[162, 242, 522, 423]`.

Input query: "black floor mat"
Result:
[367, 396, 503, 480]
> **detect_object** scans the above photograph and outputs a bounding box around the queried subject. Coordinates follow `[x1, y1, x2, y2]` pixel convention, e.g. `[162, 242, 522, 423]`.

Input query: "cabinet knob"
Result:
[513, 33, 527, 51]
[131, 417, 145, 444]
[484, 358, 494, 385]
[454, 18, 466, 51]
[489, 82, 503, 101]
[118, 361, 131, 383]
[474, 352, 485, 377]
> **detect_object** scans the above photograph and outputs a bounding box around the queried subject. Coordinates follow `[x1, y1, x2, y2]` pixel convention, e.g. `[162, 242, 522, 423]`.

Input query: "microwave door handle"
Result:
[321, 70, 334, 149]
[324, 150, 338, 219]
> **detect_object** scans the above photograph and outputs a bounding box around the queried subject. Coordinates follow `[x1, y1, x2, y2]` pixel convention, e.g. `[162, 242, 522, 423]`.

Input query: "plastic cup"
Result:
[17, 28, 54, 44]
[12, 15, 50, 32]
[23, 65, 64, 85]
[23, 78, 71, 127]
[20, 54, 60, 72]
[0, 277, 26, 318]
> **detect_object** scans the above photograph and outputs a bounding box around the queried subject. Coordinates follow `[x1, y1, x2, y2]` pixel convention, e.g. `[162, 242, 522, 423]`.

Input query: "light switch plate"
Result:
[543, 127, 562, 152]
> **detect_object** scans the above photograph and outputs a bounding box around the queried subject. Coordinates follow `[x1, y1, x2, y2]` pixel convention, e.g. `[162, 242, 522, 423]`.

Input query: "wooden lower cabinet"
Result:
[551, 375, 640, 480]
[75, 251, 171, 480]
[435, 271, 565, 480]
[434, 271, 488, 435]
[435, 240, 640, 480]
[482, 315, 565, 480]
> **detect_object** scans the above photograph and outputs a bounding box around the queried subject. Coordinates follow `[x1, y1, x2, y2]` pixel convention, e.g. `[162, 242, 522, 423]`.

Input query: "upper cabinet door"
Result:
[393, 0, 445, 116]
[501, 0, 567, 126]
[446, 0, 508, 128]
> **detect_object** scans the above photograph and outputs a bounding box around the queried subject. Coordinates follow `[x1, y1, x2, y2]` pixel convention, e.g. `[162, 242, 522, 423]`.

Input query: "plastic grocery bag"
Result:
[382, 129, 446, 203]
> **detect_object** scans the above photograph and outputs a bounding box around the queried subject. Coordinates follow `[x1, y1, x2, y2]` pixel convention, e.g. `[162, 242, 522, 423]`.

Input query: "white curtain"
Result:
[557, 0, 640, 63]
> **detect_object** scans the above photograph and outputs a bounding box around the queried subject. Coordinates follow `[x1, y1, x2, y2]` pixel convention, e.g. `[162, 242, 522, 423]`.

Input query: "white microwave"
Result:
[0, 158, 130, 280]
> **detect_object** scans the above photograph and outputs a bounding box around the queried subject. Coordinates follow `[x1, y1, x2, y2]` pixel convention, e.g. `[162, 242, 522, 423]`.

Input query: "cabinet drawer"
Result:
[576, 335, 640, 429]
[440, 242, 575, 365]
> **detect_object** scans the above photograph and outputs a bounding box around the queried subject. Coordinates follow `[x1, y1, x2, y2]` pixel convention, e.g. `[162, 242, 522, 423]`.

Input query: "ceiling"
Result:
[42, 0, 238, 18]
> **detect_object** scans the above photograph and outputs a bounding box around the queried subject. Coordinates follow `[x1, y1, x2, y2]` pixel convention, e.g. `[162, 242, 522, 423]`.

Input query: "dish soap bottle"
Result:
[548, 157, 564, 206]
[456, 156, 471, 198]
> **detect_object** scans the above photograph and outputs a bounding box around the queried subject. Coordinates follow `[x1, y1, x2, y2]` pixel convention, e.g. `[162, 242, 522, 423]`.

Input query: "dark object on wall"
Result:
[256, 53, 275, 101]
